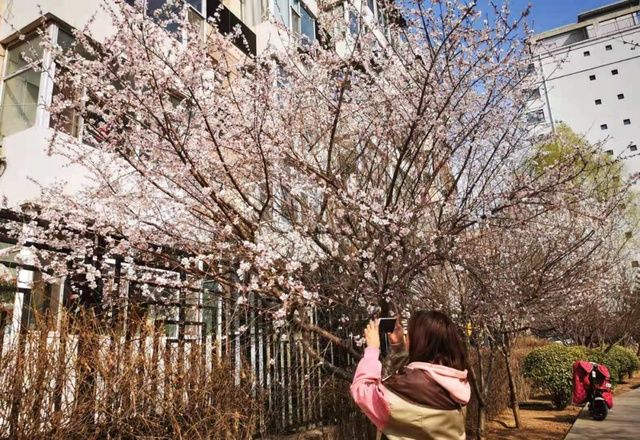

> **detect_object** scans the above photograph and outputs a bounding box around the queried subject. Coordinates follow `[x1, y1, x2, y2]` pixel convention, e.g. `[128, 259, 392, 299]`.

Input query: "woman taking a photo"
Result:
[351, 310, 470, 439]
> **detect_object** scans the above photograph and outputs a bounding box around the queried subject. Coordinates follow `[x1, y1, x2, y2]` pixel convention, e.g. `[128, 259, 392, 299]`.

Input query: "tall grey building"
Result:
[528, 0, 640, 179]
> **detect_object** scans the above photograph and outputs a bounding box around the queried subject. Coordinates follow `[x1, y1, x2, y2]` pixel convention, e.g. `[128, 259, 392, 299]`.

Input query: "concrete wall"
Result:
[0, 0, 114, 43]
[0, 128, 89, 207]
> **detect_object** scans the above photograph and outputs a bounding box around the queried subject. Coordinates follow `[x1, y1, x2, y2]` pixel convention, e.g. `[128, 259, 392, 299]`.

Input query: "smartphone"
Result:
[378, 317, 397, 357]
[379, 317, 397, 333]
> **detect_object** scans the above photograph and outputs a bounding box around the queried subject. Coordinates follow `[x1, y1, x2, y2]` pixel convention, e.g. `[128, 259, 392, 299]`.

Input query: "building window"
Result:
[274, 0, 315, 42]
[611, 69, 619, 75]
[599, 14, 635, 35]
[526, 109, 545, 124]
[274, 0, 290, 27]
[618, 93, 625, 100]
[124, 0, 182, 35]
[291, 0, 301, 34]
[595, 99, 602, 105]
[49, 29, 82, 137]
[185, 0, 202, 12]
[630, 144, 638, 152]
[300, 3, 316, 43]
[624, 119, 631, 125]
[605, 44, 612, 50]
[528, 88, 541, 100]
[0, 35, 44, 138]
[605, 149, 614, 155]
[601, 124, 608, 130]
[589, 74, 596, 80]
[583, 50, 590, 56]
[368, 0, 375, 14]
[348, 10, 359, 36]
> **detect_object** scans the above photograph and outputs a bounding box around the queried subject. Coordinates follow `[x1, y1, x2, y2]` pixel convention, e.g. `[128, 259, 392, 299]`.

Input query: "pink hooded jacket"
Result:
[351, 347, 470, 440]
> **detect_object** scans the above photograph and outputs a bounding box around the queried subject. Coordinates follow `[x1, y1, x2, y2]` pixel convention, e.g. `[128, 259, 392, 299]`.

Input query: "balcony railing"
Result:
[207, 0, 257, 57]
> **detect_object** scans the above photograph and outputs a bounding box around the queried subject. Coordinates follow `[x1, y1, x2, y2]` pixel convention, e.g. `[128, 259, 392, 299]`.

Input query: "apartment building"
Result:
[528, 0, 640, 180]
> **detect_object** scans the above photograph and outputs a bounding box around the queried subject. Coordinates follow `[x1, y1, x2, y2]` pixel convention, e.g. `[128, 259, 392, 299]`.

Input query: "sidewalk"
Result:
[564, 386, 640, 440]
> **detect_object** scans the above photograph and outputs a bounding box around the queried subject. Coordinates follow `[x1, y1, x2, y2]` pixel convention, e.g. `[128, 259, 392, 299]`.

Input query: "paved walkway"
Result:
[564, 386, 640, 439]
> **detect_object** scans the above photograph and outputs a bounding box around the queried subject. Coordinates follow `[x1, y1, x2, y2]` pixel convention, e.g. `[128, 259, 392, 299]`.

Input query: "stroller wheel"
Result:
[589, 398, 608, 421]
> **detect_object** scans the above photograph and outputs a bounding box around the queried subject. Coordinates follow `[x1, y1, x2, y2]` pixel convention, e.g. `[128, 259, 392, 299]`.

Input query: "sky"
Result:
[476, 0, 625, 34]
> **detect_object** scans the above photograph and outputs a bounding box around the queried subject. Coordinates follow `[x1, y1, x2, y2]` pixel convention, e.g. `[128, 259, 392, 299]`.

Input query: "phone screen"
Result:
[378, 317, 397, 356]
[379, 317, 397, 333]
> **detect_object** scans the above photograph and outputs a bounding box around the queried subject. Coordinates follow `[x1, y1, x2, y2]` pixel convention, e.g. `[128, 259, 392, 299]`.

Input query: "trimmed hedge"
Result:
[523, 344, 640, 409]
[606, 346, 640, 380]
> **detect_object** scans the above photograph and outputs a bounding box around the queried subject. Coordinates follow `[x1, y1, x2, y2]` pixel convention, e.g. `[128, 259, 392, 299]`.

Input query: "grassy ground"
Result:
[487, 372, 640, 440]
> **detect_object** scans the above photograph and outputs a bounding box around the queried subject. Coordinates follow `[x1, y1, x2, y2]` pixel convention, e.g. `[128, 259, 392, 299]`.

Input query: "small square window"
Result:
[605, 44, 612, 51]
[584, 50, 591, 56]
[630, 144, 638, 152]
[624, 119, 631, 125]
[526, 109, 545, 124]
[618, 93, 625, 100]
[528, 88, 541, 100]
[595, 99, 602, 105]
[632, 261, 639, 268]
[601, 124, 608, 130]
[605, 150, 614, 155]
[589, 74, 596, 80]
[612, 69, 619, 75]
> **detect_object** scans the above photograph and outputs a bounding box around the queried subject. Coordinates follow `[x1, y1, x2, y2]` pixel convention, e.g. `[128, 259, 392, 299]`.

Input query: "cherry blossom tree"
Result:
[5, 0, 638, 436]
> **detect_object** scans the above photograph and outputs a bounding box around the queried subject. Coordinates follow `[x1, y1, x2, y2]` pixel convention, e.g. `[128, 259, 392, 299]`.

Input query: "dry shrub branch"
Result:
[0, 312, 260, 440]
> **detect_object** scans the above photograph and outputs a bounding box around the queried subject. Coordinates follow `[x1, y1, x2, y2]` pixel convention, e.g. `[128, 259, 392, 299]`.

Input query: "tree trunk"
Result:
[500, 333, 522, 429]
[503, 349, 522, 429]
[476, 405, 487, 440]
[467, 341, 489, 440]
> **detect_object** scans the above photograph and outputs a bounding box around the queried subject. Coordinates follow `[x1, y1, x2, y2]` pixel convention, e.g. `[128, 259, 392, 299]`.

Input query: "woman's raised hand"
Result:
[364, 320, 380, 349]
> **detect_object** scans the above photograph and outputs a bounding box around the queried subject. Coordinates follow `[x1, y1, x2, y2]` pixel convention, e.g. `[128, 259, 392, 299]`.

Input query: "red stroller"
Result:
[572, 361, 613, 421]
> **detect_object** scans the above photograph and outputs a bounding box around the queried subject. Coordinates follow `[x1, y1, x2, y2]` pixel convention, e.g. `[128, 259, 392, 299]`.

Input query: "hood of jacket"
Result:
[383, 362, 470, 410]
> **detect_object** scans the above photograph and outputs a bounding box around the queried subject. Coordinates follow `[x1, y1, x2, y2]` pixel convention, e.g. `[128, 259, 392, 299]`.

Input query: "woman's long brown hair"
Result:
[408, 310, 468, 370]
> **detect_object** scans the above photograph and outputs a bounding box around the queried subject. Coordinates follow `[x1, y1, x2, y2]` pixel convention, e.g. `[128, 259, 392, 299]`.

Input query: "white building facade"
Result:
[528, 0, 640, 178]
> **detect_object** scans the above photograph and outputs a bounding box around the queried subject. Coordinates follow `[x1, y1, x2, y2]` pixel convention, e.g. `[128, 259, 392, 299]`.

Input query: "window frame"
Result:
[276, 0, 315, 42]
[291, 0, 302, 35]
[299, 2, 316, 43]
[0, 25, 56, 138]
[367, 0, 376, 16]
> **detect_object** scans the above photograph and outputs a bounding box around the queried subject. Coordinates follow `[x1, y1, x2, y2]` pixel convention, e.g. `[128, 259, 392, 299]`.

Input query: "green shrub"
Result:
[522, 344, 585, 409]
[523, 344, 640, 409]
[596, 346, 640, 382]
